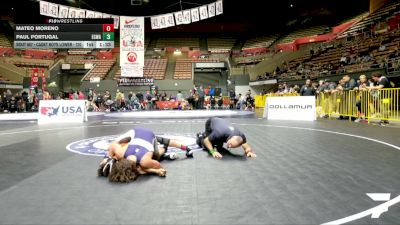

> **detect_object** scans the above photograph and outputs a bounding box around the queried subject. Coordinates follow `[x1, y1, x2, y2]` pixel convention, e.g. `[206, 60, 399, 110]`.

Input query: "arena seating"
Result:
[277, 30, 400, 81]
[67, 49, 93, 55]
[114, 58, 167, 80]
[338, 1, 400, 38]
[0, 74, 10, 83]
[155, 37, 200, 48]
[0, 33, 11, 48]
[174, 58, 220, 80]
[66, 58, 116, 81]
[242, 35, 279, 50]
[207, 37, 236, 53]
[8, 58, 54, 69]
[278, 26, 327, 44]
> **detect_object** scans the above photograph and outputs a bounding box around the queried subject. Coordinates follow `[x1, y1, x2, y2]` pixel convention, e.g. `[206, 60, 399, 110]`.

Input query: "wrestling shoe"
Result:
[169, 152, 187, 160]
[196, 132, 204, 148]
[186, 146, 194, 158]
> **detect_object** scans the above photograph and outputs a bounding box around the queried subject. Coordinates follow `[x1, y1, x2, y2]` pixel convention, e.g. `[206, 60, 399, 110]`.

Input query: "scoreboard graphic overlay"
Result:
[14, 19, 114, 49]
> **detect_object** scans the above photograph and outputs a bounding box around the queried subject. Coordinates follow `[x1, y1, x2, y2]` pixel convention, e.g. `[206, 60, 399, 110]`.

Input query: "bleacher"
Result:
[155, 37, 200, 48]
[278, 26, 327, 44]
[174, 58, 220, 80]
[207, 37, 236, 53]
[67, 58, 116, 81]
[339, 1, 400, 38]
[8, 58, 54, 69]
[67, 49, 93, 55]
[114, 58, 168, 80]
[0, 74, 10, 83]
[278, 30, 400, 81]
[24, 49, 56, 59]
[242, 35, 278, 50]
[0, 33, 11, 47]
[0, 47, 13, 56]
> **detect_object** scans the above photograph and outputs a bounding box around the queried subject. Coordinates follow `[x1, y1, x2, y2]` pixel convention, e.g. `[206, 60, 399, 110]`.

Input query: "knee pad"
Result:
[156, 136, 170, 149]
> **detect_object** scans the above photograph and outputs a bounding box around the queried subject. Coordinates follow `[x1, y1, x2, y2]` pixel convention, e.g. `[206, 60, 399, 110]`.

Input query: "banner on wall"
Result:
[182, 10, 191, 24]
[191, 8, 200, 22]
[121, 66, 144, 77]
[263, 96, 316, 121]
[40, 1, 58, 18]
[111, 15, 120, 29]
[85, 10, 95, 18]
[216, 0, 223, 15]
[208, 3, 216, 18]
[199, 5, 208, 20]
[41, 69, 47, 91]
[31, 68, 39, 88]
[58, 5, 69, 18]
[174, 11, 184, 25]
[117, 77, 154, 86]
[68, 7, 79, 18]
[39, 0, 222, 30]
[120, 16, 144, 77]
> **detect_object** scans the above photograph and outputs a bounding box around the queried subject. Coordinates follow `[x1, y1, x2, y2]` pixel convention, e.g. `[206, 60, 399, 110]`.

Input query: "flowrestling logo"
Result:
[66, 133, 202, 156]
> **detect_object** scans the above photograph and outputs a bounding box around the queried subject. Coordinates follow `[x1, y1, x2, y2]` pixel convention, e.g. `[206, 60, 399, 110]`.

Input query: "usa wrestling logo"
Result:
[40, 106, 60, 117]
[66, 133, 202, 157]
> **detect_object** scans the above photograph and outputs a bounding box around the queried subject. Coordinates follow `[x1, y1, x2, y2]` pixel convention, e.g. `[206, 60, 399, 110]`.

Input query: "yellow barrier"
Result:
[255, 93, 300, 108]
[316, 88, 400, 122]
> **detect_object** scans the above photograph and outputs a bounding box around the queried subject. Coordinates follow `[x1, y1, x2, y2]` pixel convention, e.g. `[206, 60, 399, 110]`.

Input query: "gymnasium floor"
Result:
[0, 110, 399, 225]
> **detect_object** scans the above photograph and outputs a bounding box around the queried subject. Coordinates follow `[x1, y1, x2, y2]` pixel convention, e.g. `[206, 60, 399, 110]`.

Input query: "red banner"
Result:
[41, 68, 47, 91]
[31, 68, 39, 88]
[156, 101, 180, 109]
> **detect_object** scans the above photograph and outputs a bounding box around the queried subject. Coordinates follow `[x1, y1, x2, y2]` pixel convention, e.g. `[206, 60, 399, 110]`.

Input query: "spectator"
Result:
[300, 79, 316, 96]
[176, 91, 183, 101]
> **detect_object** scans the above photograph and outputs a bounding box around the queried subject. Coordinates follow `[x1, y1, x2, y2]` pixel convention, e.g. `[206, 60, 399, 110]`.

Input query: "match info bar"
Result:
[14, 20, 114, 49]
[14, 41, 114, 49]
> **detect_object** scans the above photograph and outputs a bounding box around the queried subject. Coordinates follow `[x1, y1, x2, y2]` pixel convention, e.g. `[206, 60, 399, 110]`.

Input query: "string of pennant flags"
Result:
[38, 0, 223, 30]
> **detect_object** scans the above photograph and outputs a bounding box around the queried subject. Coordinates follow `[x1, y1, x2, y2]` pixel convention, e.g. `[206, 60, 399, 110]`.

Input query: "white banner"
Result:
[95, 12, 103, 18]
[159, 15, 168, 29]
[120, 16, 144, 77]
[39, 1, 49, 16]
[166, 14, 175, 27]
[208, 3, 216, 18]
[111, 15, 120, 29]
[58, 5, 69, 18]
[85, 10, 95, 18]
[182, 10, 191, 24]
[38, 100, 88, 124]
[191, 8, 200, 22]
[77, 9, 86, 18]
[199, 5, 208, 20]
[263, 96, 316, 121]
[102, 13, 111, 18]
[174, 11, 184, 25]
[151, 17, 160, 29]
[48, 3, 59, 18]
[216, 0, 223, 15]
[152, 14, 175, 29]
[121, 66, 144, 77]
[68, 7, 79, 18]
